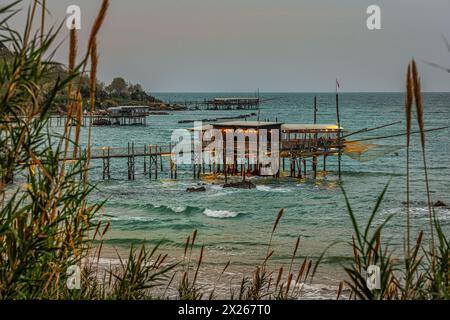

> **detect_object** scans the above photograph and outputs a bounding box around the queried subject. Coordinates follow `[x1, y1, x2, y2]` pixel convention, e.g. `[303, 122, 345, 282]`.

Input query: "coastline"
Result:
[93, 245, 348, 300]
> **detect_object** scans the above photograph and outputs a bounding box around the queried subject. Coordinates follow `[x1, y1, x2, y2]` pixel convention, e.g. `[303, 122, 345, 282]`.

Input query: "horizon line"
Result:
[150, 91, 450, 94]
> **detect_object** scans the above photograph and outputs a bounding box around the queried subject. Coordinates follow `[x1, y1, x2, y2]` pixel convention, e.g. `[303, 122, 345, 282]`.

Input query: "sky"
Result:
[7, 0, 450, 92]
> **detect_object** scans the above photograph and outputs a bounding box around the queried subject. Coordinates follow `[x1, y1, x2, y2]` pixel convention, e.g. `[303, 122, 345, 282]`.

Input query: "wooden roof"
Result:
[213, 121, 282, 129]
[281, 124, 343, 132]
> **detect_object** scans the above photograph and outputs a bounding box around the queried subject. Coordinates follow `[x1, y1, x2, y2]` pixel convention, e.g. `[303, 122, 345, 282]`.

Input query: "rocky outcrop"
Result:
[223, 181, 256, 189]
[433, 200, 447, 207]
[186, 187, 206, 192]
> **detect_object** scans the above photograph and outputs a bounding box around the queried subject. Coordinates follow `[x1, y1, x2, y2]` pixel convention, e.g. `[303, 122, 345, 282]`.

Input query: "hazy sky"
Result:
[8, 0, 450, 92]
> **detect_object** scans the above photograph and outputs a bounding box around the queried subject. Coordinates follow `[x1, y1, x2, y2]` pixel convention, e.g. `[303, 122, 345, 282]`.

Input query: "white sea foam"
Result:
[170, 206, 186, 213]
[94, 215, 155, 222]
[256, 185, 292, 193]
[154, 204, 186, 213]
[383, 206, 450, 221]
[203, 209, 239, 218]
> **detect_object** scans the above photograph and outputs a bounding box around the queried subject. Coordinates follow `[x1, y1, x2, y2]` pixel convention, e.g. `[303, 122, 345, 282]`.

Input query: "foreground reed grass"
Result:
[0, 1, 448, 300]
[0, 0, 108, 299]
[341, 61, 449, 300]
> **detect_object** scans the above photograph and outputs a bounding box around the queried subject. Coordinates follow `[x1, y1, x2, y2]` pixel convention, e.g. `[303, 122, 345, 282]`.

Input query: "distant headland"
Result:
[0, 41, 184, 113]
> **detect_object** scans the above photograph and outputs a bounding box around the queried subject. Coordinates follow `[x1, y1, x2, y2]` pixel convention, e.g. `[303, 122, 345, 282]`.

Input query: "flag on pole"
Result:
[336, 79, 340, 92]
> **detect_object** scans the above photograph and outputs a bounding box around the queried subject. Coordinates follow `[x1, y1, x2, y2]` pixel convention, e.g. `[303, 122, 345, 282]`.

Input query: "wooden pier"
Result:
[55, 95, 344, 181]
[172, 97, 260, 110]
[45, 113, 148, 127]
[59, 121, 344, 182]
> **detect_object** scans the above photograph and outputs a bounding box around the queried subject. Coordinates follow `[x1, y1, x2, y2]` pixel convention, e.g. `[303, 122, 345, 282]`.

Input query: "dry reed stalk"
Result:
[412, 230, 424, 261]
[296, 258, 307, 283]
[304, 260, 312, 280]
[337, 281, 344, 300]
[192, 245, 204, 286]
[73, 92, 82, 158]
[275, 267, 283, 289]
[191, 229, 198, 249]
[285, 273, 293, 297]
[84, 40, 98, 180]
[69, 27, 77, 72]
[60, 24, 78, 184]
[87, 0, 109, 53]
[272, 208, 284, 234]
[158, 255, 168, 268]
[263, 250, 274, 265]
[265, 208, 284, 261]
[411, 60, 435, 257]
[287, 236, 300, 278]
[72, 0, 108, 182]
[373, 231, 381, 258]
[23, 1, 38, 46]
[184, 235, 190, 259]
[352, 236, 361, 272]
[92, 221, 102, 240]
[40, 0, 46, 43]
[101, 221, 110, 237]
[405, 64, 413, 257]
[187, 229, 197, 269]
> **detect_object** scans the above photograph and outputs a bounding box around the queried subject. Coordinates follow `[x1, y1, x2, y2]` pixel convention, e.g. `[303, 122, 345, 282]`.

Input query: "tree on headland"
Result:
[107, 77, 128, 93]
[129, 83, 143, 92]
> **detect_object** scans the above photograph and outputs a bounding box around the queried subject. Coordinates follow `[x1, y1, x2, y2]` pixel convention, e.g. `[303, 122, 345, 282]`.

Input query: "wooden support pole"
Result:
[314, 96, 317, 124]
[144, 145, 147, 176]
[174, 162, 177, 180]
[291, 158, 295, 178]
[303, 158, 307, 177]
[155, 144, 158, 180]
[169, 143, 172, 179]
[149, 145, 152, 179]
[298, 157, 302, 179]
[132, 142, 135, 180]
[127, 142, 130, 180]
[313, 156, 317, 179]
[102, 148, 106, 180]
[107, 148, 110, 179]
[160, 146, 163, 172]
[224, 149, 228, 184]
[336, 93, 342, 179]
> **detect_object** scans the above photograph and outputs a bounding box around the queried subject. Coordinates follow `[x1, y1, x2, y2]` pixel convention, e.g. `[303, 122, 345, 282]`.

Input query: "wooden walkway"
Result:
[62, 141, 344, 182]
[171, 98, 260, 110]
[45, 114, 148, 127]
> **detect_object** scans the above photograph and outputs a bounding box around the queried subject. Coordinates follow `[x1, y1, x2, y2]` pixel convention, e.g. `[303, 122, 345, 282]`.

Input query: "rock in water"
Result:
[433, 200, 447, 207]
[186, 187, 206, 192]
[223, 181, 256, 189]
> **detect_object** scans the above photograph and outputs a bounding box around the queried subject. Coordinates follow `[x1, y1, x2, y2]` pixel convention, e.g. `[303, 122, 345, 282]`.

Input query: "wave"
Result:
[155, 204, 187, 213]
[382, 206, 450, 221]
[93, 215, 155, 222]
[204, 209, 239, 218]
[256, 185, 292, 193]
[107, 202, 204, 215]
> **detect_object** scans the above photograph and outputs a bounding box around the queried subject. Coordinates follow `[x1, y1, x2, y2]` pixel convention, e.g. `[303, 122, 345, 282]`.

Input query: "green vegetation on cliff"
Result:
[0, 41, 182, 113]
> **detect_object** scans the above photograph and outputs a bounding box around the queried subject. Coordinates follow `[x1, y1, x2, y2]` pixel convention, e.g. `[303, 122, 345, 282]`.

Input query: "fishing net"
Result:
[344, 140, 404, 162]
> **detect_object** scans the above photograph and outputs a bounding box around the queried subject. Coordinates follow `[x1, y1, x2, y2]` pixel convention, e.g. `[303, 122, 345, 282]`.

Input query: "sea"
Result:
[71, 92, 450, 299]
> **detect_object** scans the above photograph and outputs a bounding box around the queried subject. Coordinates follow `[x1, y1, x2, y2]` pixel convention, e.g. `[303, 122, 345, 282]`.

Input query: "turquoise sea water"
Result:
[78, 93, 450, 289]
